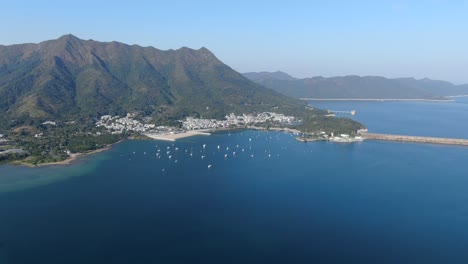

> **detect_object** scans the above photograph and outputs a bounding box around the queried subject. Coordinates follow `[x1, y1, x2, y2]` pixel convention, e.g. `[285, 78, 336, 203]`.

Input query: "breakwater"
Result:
[363, 133, 468, 146]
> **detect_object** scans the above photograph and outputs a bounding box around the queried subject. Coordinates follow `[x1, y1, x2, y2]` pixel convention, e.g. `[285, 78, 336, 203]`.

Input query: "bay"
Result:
[1, 99, 468, 263]
[310, 97, 468, 138]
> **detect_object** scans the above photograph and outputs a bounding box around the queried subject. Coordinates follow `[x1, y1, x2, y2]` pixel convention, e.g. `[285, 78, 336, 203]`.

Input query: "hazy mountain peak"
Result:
[243, 71, 297, 82]
[246, 72, 468, 99]
[57, 34, 81, 41]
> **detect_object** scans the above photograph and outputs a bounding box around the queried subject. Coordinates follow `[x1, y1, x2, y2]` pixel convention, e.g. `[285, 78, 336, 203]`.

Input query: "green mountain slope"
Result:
[0, 35, 303, 121]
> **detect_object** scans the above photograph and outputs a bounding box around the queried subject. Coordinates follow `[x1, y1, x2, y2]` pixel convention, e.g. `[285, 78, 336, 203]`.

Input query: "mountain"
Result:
[0, 36, 365, 165]
[244, 72, 468, 99]
[243, 71, 297, 82]
[0, 35, 304, 121]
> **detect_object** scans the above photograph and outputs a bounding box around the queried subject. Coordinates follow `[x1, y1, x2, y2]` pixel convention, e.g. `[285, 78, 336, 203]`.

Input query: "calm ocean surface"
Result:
[1, 99, 468, 263]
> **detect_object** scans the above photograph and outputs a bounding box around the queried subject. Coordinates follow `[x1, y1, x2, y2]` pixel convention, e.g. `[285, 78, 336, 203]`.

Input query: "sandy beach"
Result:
[144, 130, 211, 141]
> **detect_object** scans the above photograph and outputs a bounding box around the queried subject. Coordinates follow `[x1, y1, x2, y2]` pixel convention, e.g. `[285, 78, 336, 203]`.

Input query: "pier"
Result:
[362, 133, 468, 146]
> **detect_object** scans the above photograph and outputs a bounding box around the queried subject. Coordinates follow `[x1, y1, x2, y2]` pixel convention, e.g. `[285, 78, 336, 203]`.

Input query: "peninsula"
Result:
[0, 35, 363, 166]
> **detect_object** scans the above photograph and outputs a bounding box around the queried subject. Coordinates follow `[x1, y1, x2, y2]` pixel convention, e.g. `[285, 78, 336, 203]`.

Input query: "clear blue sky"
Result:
[2, 0, 468, 83]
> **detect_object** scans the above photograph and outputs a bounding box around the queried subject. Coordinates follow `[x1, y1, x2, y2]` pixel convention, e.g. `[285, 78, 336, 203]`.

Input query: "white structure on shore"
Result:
[42, 121, 57, 126]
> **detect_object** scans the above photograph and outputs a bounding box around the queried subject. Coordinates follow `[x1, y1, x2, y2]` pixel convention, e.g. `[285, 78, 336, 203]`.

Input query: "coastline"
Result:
[300, 98, 453, 102]
[143, 129, 211, 141]
[12, 141, 121, 168]
[6, 128, 242, 168]
[41, 145, 114, 166]
[144, 127, 301, 141]
[446, 95, 468, 98]
[3, 125, 331, 168]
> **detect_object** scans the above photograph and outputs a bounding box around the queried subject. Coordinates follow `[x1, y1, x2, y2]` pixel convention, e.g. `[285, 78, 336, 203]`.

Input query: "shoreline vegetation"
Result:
[10, 141, 119, 168]
[6, 125, 468, 169]
[1, 111, 363, 168]
[8, 127, 304, 168]
[300, 98, 454, 102]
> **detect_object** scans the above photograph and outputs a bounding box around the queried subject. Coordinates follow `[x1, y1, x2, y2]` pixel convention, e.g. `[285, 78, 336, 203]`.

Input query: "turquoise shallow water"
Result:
[1, 100, 468, 263]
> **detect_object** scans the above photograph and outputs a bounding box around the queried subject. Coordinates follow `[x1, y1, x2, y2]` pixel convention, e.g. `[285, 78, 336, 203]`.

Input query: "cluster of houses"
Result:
[95, 112, 296, 134]
[95, 114, 158, 134]
[182, 112, 295, 130]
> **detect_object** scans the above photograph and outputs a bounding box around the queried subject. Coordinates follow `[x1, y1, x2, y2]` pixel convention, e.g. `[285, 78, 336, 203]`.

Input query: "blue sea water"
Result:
[310, 98, 468, 138]
[1, 99, 468, 263]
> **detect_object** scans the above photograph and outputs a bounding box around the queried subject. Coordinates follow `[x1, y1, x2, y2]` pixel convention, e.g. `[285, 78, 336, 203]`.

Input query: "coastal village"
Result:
[95, 112, 296, 135]
[0, 111, 365, 165]
[5, 108, 468, 165]
[1, 111, 365, 159]
[94, 112, 300, 140]
[94, 112, 364, 143]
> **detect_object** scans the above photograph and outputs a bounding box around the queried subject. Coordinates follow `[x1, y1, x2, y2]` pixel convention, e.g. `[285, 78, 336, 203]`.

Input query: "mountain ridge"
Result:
[243, 71, 297, 82]
[0, 35, 305, 121]
[243, 72, 468, 99]
[0, 36, 364, 164]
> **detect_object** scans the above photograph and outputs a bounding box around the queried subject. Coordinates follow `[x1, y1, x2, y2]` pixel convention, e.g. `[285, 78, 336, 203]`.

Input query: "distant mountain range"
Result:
[243, 71, 298, 82]
[243, 71, 468, 100]
[0, 35, 303, 121]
